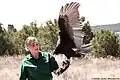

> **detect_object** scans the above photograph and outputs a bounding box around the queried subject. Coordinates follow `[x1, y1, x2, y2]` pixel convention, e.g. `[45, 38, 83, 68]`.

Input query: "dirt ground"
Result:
[0, 55, 120, 80]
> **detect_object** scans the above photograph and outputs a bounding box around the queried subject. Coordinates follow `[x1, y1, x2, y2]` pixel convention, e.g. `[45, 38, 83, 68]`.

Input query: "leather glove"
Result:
[54, 59, 70, 76]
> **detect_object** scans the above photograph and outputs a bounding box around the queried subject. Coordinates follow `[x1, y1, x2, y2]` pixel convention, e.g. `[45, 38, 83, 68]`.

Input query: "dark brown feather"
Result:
[53, 2, 84, 59]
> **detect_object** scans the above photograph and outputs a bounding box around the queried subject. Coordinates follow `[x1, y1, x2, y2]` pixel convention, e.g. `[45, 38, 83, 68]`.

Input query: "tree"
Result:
[82, 21, 94, 44]
[91, 29, 120, 58]
[0, 23, 15, 55]
[38, 19, 59, 50]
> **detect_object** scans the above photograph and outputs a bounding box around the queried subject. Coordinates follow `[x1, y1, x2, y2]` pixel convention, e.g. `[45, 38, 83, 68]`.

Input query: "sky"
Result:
[0, 0, 120, 30]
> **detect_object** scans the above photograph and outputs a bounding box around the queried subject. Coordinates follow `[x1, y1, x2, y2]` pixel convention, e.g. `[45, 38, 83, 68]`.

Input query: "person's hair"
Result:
[25, 36, 38, 51]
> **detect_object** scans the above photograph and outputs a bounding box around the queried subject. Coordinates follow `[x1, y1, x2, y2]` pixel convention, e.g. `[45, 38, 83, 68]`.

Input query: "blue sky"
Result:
[0, 0, 120, 30]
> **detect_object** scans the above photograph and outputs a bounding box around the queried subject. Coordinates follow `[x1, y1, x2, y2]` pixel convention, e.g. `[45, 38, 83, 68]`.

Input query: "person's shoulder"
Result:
[40, 51, 49, 57]
[20, 54, 32, 64]
[40, 51, 54, 59]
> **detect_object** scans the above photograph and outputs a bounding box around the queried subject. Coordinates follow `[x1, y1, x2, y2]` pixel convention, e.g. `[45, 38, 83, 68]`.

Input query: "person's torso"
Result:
[23, 51, 53, 80]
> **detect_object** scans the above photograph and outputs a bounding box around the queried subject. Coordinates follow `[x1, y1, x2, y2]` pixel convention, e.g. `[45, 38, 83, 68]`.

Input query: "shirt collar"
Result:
[26, 51, 43, 60]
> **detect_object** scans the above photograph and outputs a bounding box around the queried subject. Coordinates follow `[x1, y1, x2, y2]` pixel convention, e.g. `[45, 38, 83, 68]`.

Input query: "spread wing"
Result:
[53, 2, 91, 59]
[58, 2, 81, 41]
[53, 2, 83, 59]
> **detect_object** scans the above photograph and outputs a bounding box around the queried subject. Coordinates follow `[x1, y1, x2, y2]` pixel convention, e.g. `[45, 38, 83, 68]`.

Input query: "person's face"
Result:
[27, 41, 39, 55]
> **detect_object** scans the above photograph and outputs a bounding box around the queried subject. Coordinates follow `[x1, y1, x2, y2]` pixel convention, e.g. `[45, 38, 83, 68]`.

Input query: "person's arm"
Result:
[19, 63, 28, 80]
[48, 54, 59, 72]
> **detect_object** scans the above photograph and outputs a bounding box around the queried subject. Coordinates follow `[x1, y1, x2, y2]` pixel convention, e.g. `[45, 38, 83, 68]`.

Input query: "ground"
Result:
[0, 55, 120, 80]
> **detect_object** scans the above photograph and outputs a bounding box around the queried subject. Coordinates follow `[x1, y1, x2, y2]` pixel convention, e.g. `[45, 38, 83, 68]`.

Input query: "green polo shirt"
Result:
[19, 51, 59, 80]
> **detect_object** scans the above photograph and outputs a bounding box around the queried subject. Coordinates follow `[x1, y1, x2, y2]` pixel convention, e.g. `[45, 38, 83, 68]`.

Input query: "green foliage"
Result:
[82, 21, 94, 44]
[0, 19, 59, 56]
[91, 29, 120, 58]
[1, 18, 120, 58]
[0, 24, 14, 55]
[0, 18, 100, 56]
[37, 19, 59, 51]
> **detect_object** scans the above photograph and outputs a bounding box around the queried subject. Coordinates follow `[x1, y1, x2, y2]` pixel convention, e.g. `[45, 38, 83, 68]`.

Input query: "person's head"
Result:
[25, 36, 39, 55]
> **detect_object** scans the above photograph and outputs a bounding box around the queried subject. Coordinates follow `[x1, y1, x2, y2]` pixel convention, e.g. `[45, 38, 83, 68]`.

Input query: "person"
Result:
[19, 36, 70, 80]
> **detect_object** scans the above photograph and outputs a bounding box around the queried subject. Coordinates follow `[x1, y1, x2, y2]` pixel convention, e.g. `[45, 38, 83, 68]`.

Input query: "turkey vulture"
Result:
[53, 2, 91, 59]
